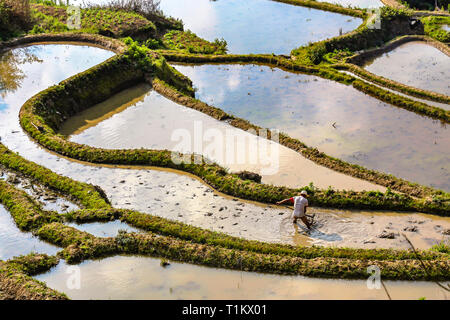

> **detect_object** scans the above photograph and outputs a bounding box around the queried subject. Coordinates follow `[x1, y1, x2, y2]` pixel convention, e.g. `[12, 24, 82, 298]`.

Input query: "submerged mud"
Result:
[0, 44, 449, 251]
[35, 256, 450, 300]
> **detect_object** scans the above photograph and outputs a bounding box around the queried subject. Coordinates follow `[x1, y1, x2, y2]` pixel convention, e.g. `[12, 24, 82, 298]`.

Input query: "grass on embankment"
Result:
[291, 7, 418, 65]
[30, 3, 157, 39]
[0, 254, 67, 300]
[159, 30, 227, 54]
[14, 38, 449, 215]
[421, 16, 450, 43]
[0, 149, 447, 265]
[0, 143, 448, 281]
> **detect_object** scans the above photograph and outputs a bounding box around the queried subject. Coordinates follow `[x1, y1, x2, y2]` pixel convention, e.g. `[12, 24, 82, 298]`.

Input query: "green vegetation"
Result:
[0, 0, 31, 40]
[2, 180, 445, 280]
[352, 79, 450, 121]
[421, 16, 450, 43]
[65, 208, 447, 261]
[162, 30, 227, 54]
[1, 0, 450, 298]
[0, 130, 447, 285]
[323, 48, 354, 64]
[30, 3, 157, 38]
[401, 0, 449, 11]
[0, 180, 61, 230]
[292, 7, 416, 65]
[0, 147, 444, 266]
[273, 0, 367, 18]
[30, 10, 68, 34]
[431, 240, 450, 254]
[0, 254, 67, 300]
[18, 56, 450, 214]
[333, 58, 450, 105]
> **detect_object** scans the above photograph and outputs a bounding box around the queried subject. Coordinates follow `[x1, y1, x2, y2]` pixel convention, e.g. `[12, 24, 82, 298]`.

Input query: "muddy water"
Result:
[35, 256, 449, 300]
[0, 205, 60, 260]
[364, 41, 450, 96]
[159, 0, 361, 54]
[174, 63, 450, 191]
[316, 0, 383, 8]
[0, 44, 449, 250]
[59, 83, 385, 192]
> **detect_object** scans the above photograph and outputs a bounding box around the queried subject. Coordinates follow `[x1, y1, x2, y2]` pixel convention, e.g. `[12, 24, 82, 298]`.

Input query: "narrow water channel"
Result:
[316, 0, 384, 8]
[159, 0, 362, 54]
[34, 256, 450, 300]
[0, 205, 60, 261]
[363, 41, 450, 96]
[174, 63, 450, 191]
[59, 82, 385, 192]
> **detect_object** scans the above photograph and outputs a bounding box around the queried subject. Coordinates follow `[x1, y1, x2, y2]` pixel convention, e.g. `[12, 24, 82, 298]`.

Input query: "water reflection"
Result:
[0, 44, 448, 251]
[0, 47, 43, 97]
[174, 63, 450, 191]
[159, 0, 362, 54]
[316, 0, 383, 8]
[0, 205, 60, 261]
[60, 84, 385, 192]
[35, 256, 450, 300]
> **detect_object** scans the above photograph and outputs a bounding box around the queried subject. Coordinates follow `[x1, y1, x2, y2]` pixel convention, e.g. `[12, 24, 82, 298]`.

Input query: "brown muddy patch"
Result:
[173, 63, 450, 191]
[35, 256, 450, 300]
[60, 84, 385, 192]
[0, 166, 79, 213]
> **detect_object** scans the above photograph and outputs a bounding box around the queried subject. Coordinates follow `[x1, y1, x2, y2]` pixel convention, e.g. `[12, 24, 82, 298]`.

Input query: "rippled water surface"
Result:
[159, 0, 362, 54]
[174, 63, 450, 191]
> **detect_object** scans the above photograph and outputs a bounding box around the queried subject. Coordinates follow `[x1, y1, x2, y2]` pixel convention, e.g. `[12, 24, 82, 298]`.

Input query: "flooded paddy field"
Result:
[159, 0, 362, 54]
[66, 221, 141, 238]
[35, 256, 449, 300]
[0, 205, 59, 261]
[59, 83, 385, 192]
[174, 63, 450, 191]
[0, 26, 448, 301]
[363, 41, 450, 96]
[0, 44, 449, 250]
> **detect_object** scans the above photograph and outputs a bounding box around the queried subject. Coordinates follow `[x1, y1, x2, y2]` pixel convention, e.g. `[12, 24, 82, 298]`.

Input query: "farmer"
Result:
[276, 190, 311, 229]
